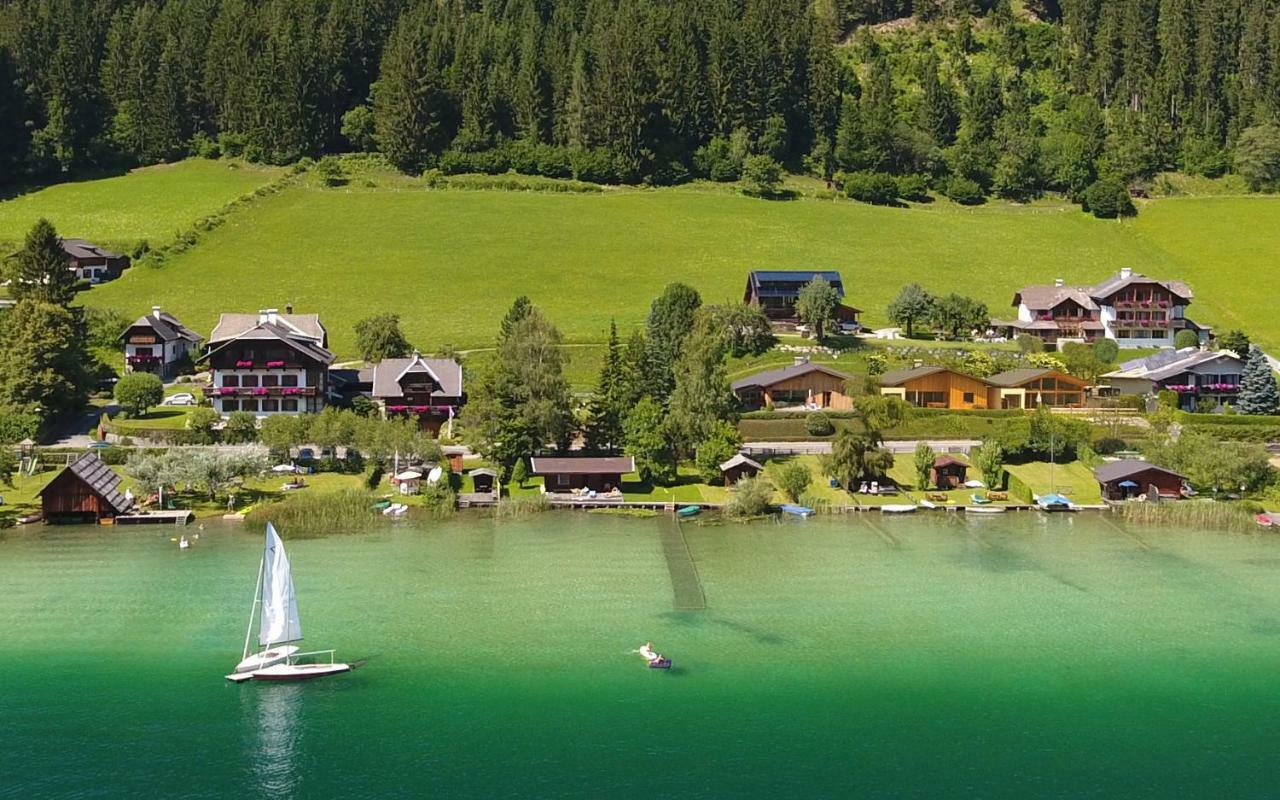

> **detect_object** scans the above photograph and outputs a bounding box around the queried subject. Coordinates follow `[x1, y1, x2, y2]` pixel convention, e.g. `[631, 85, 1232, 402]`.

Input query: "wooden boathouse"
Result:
[38, 452, 133, 524]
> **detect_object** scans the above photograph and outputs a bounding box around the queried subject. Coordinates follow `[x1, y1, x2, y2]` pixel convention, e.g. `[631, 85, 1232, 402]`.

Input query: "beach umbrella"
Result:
[1118, 480, 1139, 488]
[272, 463, 298, 473]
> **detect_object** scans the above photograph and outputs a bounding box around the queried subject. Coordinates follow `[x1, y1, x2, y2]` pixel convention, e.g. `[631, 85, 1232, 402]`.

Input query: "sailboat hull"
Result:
[234, 645, 300, 673]
[249, 662, 351, 681]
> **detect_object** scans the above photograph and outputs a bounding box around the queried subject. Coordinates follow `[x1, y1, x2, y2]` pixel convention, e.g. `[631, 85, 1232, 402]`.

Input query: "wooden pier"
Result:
[116, 509, 194, 526]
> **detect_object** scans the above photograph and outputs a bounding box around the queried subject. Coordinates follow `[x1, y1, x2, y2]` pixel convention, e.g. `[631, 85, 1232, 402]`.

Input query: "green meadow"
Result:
[4, 160, 1268, 358]
[0, 160, 282, 250]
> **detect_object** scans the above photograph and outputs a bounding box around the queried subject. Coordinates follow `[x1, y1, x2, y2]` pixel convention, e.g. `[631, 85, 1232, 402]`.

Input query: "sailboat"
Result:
[226, 522, 351, 682]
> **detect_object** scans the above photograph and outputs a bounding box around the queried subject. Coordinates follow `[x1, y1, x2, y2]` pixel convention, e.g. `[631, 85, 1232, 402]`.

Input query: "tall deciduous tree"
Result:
[885, 283, 933, 337]
[795, 276, 840, 341]
[645, 283, 702, 403]
[0, 300, 92, 418]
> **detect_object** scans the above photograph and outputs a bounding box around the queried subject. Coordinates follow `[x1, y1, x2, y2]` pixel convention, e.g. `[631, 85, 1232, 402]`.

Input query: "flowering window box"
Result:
[282, 387, 301, 396]
[387, 405, 408, 413]
[1157, 300, 1169, 308]
[252, 388, 268, 396]
[219, 387, 237, 396]
[235, 360, 254, 368]
[410, 405, 430, 413]
[266, 360, 285, 368]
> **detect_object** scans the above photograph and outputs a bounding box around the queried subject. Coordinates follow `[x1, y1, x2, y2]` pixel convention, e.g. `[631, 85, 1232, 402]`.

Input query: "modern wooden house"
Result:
[878, 365, 991, 409]
[369, 352, 464, 435]
[743, 270, 861, 328]
[1102, 348, 1245, 411]
[997, 268, 1209, 348]
[930, 455, 968, 489]
[38, 452, 133, 524]
[731, 359, 853, 410]
[62, 238, 129, 283]
[530, 456, 634, 493]
[201, 308, 334, 416]
[1094, 460, 1185, 501]
[985, 369, 1089, 409]
[719, 453, 763, 486]
[119, 306, 202, 379]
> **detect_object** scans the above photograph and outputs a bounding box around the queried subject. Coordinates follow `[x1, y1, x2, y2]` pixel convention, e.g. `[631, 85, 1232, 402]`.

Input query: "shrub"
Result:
[805, 412, 835, 437]
[1082, 177, 1136, 218]
[366, 463, 383, 490]
[741, 154, 783, 197]
[1174, 329, 1200, 349]
[97, 446, 129, 465]
[1093, 437, 1128, 454]
[693, 136, 742, 181]
[316, 155, 348, 187]
[222, 411, 259, 444]
[843, 170, 899, 205]
[724, 475, 774, 519]
[895, 173, 930, 201]
[943, 176, 984, 205]
[571, 148, 619, 184]
[772, 460, 812, 502]
[185, 407, 220, 444]
[113, 373, 164, 417]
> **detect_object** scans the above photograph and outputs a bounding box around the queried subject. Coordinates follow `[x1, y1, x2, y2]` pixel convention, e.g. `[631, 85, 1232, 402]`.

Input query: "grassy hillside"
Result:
[53, 162, 1280, 358]
[0, 160, 283, 250]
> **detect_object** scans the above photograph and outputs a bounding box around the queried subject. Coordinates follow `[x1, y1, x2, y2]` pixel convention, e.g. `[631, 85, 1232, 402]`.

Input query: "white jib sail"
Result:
[259, 522, 303, 647]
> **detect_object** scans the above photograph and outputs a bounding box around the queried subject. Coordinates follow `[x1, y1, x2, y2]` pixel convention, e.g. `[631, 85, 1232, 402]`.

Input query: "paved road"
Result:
[744, 439, 982, 456]
[44, 403, 119, 448]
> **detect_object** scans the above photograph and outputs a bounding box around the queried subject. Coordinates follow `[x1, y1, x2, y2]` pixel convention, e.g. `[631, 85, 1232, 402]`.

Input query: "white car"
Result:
[162, 392, 196, 406]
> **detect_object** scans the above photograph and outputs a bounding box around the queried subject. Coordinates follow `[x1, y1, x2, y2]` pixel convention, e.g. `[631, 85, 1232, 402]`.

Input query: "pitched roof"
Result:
[1093, 460, 1185, 483]
[120, 309, 201, 344]
[1103, 348, 1241, 381]
[986, 368, 1088, 388]
[932, 454, 967, 468]
[60, 238, 122, 260]
[1090, 272, 1192, 301]
[730, 361, 851, 392]
[719, 453, 763, 472]
[371, 353, 463, 398]
[747, 270, 845, 298]
[203, 318, 334, 365]
[530, 456, 635, 474]
[40, 452, 132, 513]
[209, 312, 326, 345]
[1012, 285, 1099, 312]
[877, 365, 951, 386]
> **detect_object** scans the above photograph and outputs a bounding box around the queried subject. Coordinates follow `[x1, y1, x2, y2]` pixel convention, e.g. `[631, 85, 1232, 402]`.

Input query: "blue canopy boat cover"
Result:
[1038, 493, 1073, 508]
[781, 504, 814, 517]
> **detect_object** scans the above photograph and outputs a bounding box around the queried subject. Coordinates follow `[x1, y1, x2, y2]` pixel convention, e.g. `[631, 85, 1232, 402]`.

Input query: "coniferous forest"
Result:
[3, 0, 1280, 202]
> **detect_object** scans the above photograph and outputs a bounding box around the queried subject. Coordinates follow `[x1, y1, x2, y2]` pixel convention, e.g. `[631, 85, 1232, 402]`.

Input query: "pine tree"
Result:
[585, 321, 626, 452]
[1238, 345, 1280, 415]
[919, 50, 958, 146]
[11, 219, 75, 306]
[0, 299, 91, 419]
[373, 7, 448, 173]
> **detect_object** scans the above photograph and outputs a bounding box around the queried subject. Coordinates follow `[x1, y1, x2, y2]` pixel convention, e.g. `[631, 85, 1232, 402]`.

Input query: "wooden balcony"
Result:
[204, 386, 316, 398]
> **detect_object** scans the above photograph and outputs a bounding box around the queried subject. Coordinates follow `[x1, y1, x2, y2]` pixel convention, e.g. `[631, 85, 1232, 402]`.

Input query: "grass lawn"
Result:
[79, 161, 1280, 357]
[109, 408, 192, 432]
[0, 160, 283, 250]
[1004, 460, 1104, 505]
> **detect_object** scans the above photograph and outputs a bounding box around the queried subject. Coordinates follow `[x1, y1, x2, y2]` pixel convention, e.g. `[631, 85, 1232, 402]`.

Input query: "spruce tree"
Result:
[1238, 345, 1280, 416]
[585, 321, 626, 453]
[0, 300, 92, 419]
[12, 219, 75, 307]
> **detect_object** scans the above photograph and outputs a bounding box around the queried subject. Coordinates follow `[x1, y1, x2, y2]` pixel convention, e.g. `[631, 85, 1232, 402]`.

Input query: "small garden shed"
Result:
[719, 453, 764, 486]
[930, 455, 969, 489]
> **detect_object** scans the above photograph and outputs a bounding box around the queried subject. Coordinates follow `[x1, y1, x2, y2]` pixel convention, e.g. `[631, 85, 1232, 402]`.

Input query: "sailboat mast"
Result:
[241, 556, 264, 661]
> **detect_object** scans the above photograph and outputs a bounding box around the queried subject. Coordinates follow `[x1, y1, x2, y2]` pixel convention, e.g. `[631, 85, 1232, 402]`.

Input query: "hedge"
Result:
[1183, 423, 1280, 443]
[1176, 412, 1280, 426]
[1005, 470, 1033, 503]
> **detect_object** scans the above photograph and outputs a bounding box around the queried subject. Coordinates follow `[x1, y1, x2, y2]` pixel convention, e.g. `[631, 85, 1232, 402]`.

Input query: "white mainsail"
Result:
[259, 522, 303, 648]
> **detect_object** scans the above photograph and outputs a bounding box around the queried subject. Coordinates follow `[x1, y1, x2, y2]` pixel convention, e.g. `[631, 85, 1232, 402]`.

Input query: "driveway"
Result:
[44, 403, 119, 448]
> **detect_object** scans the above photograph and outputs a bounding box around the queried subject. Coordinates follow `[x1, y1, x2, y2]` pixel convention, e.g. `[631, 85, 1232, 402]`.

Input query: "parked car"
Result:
[162, 392, 196, 406]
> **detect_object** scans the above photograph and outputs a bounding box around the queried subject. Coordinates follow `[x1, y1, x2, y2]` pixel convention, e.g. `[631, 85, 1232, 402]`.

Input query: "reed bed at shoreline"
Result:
[246, 489, 378, 537]
[493, 495, 550, 519]
[1119, 501, 1260, 533]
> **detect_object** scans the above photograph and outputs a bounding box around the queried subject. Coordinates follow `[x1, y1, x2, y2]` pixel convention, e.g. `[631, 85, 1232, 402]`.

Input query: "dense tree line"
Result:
[3, 0, 1280, 198]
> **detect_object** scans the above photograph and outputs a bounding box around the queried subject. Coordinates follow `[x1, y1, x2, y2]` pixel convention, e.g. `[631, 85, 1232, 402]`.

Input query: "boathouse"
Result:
[530, 456, 634, 493]
[719, 453, 763, 486]
[930, 455, 969, 489]
[38, 452, 133, 524]
[1094, 460, 1185, 501]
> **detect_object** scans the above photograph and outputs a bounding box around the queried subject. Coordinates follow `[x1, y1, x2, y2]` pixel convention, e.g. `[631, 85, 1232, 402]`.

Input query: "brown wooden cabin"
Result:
[39, 453, 133, 524]
[985, 369, 1089, 409]
[719, 453, 763, 486]
[930, 455, 969, 489]
[731, 359, 854, 411]
[1094, 460, 1185, 501]
[530, 456, 635, 492]
[878, 366, 992, 409]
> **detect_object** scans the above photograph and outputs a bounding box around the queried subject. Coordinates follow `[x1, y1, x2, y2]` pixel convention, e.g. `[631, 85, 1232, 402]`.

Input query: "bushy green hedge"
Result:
[1184, 423, 1280, 443]
[1177, 412, 1280, 426]
[1005, 470, 1033, 503]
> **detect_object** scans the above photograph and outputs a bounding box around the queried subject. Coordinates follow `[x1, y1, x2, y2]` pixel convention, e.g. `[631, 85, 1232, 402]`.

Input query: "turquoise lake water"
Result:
[3, 511, 1280, 799]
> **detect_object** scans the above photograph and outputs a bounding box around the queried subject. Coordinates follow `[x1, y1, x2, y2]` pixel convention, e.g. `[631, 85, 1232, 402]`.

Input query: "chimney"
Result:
[151, 305, 161, 318]
[285, 303, 293, 315]
[793, 355, 809, 366]
[1054, 278, 1064, 288]
[1119, 266, 1133, 280]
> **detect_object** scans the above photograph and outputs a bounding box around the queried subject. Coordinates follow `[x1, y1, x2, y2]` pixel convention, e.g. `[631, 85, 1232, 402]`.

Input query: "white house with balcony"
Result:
[118, 306, 202, 379]
[200, 308, 334, 416]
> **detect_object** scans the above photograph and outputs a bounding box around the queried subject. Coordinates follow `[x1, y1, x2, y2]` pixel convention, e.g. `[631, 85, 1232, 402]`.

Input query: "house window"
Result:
[222, 399, 239, 413]
[556, 474, 570, 487]
[241, 399, 259, 412]
[281, 374, 298, 387]
[263, 399, 280, 412]
[134, 347, 153, 357]
[241, 375, 259, 387]
[963, 392, 975, 403]
[263, 374, 278, 387]
[283, 399, 298, 412]
[222, 374, 240, 388]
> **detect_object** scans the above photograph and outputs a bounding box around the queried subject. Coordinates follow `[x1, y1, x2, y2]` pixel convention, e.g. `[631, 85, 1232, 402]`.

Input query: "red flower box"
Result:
[266, 360, 285, 368]
[236, 360, 253, 368]
[219, 387, 236, 395]
[252, 388, 268, 396]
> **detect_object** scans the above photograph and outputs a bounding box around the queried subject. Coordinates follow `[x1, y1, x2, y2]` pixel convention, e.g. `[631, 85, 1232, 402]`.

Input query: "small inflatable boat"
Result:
[638, 643, 671, 670]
